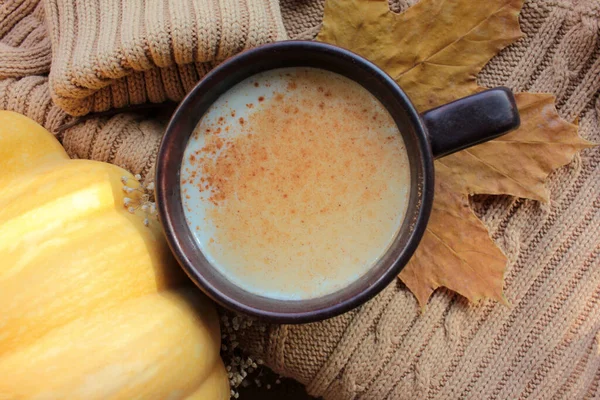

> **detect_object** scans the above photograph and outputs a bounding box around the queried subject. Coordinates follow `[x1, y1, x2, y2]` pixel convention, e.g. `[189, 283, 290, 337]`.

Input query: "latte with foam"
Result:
[181, 67, 411, 300]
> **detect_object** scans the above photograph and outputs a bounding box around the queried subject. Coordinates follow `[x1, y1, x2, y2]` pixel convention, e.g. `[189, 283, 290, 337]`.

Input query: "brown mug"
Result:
[156, 41, 520, 323]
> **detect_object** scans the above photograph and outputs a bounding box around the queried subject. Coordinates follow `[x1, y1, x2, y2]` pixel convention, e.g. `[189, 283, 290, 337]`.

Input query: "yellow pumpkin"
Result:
[0, 111, 229, 400]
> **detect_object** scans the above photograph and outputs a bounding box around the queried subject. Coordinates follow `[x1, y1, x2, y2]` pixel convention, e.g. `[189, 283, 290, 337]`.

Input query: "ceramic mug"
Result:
[156, 41, 520, 323]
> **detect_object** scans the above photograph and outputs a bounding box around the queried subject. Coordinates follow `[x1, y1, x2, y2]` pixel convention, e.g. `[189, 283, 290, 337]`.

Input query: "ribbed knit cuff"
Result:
[0, 1, 51, 78]
[44, 0, 288, 116]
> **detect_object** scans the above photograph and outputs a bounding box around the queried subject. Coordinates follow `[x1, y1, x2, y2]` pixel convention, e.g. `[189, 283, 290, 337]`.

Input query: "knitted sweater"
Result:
[0, 1, 599, 399]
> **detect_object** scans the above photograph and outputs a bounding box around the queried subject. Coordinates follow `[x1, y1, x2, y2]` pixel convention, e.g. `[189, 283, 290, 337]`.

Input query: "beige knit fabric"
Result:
[44, 0, 287, 116]
[0, 1, 50, 78]
[1, 0, 600, 399]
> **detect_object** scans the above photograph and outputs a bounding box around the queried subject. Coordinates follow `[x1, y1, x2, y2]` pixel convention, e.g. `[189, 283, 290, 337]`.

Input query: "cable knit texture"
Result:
[0, 0, 599, 399]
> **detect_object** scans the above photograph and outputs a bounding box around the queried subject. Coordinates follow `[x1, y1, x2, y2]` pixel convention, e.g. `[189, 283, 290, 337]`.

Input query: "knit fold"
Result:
[44, 0, 288, 116]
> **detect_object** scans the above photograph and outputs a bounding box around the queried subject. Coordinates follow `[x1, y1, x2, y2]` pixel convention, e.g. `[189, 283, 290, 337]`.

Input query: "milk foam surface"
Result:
[181, 67, 411, 300]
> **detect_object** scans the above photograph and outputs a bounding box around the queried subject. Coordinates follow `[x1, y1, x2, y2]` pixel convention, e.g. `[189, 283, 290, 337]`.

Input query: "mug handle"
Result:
[421, 87, 520, 159]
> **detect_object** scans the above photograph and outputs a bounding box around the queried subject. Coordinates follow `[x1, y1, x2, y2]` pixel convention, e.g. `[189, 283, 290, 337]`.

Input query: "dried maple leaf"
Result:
[317, 0, 593, 306]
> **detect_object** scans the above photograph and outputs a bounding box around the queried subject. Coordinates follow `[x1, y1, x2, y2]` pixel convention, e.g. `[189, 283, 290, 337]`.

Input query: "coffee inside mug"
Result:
[180, 67, 412, 301]
[158, 41, 518, 322]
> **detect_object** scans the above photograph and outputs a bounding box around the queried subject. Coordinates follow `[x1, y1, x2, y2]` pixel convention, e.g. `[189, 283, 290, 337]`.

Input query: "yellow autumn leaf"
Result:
[437, 93, 590, 202]
[318, 0, 593, 306]
[400, 179, 507, 306]
[318, 0, 524, 111]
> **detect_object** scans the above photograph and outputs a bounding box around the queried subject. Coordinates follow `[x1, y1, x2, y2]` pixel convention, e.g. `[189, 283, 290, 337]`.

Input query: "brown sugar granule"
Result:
[239, 117, 245, 125]
[246, 103, 254, 109]
[258, 96, 264, 102]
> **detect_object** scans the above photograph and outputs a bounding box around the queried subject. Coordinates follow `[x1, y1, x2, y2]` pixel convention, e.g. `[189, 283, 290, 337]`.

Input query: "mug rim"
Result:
[156, 40, 434, 323]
